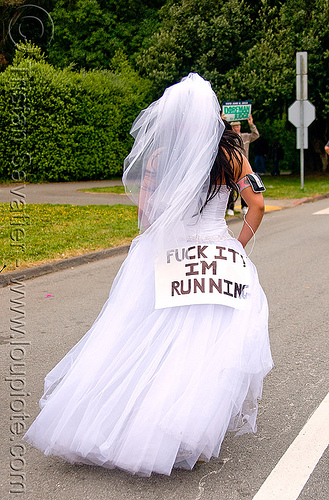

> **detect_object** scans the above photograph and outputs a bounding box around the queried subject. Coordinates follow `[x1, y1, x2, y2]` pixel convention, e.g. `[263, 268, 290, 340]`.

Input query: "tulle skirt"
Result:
[23, 233, 273, 477]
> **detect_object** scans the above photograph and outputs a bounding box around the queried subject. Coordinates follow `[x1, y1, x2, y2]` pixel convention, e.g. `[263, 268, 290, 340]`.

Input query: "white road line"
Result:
[313, 207, 329, 214]
[252, 392, 329, 500]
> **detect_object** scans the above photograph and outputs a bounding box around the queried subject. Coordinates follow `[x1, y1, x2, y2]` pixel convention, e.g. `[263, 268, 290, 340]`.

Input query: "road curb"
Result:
[291, 191, 329, 205]
[0, 245, 130, 288]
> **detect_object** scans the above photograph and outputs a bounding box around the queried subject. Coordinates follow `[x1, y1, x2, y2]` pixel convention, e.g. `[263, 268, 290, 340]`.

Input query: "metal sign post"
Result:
[288, 52, 315, 189]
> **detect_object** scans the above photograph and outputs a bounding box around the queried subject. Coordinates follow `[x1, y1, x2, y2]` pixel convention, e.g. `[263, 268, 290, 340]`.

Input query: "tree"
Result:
[0, 0, 26, 70]
[0, 1, 55, 70]
[137, 0, 256, 94]
[138, 0, 329, 172]
[2, 0, 329, 172]
[220, 0, 329, 171]
[46, 0, 166, 70]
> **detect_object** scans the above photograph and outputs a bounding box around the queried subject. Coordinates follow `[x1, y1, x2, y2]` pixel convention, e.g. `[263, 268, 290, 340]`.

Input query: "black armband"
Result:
[237, 173, 266, 193]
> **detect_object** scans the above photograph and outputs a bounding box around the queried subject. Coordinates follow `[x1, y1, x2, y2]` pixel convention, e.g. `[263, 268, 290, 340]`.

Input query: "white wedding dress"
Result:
[23, 187, 273, 476]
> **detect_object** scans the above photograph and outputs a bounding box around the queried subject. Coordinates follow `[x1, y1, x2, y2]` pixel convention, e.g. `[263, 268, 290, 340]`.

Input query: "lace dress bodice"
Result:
[186, 186, 232, 243]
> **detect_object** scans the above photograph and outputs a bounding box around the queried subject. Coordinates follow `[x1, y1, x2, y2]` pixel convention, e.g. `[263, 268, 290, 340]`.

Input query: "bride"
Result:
[23, 73, 273, 477]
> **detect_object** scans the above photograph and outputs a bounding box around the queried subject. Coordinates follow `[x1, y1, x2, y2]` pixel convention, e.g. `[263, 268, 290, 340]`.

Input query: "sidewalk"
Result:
[0, 180, 134, 206]
[0, 179, 312, 209]
[1, 181, 328, 287]
[237, 196, 313, 213]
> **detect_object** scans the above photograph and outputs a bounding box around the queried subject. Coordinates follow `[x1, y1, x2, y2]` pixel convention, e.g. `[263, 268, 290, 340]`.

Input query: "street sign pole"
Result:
[300, 54, 305, 188]
[288, 52, 315, 190]
[300, 63, 304, 188]
[301, 147, 304, 189]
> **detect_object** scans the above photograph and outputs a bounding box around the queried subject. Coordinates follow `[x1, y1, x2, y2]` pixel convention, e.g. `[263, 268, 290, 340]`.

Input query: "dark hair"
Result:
[204, 120, 244, 207]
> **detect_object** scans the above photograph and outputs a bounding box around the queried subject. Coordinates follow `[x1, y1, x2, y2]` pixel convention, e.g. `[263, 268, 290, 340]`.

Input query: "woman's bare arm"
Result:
[137, 148, 163, 229]
[235, 156, 265, 248]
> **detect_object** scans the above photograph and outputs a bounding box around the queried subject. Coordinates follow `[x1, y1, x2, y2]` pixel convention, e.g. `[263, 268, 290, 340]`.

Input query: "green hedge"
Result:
[0, 44, 152, 182]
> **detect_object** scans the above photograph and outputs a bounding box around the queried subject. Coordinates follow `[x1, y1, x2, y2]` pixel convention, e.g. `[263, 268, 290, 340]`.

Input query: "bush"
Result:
[0, 43, 152, 182]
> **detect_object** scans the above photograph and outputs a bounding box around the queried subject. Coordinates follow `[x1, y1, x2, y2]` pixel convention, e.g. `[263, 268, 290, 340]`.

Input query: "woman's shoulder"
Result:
[235, 155, 252, 182]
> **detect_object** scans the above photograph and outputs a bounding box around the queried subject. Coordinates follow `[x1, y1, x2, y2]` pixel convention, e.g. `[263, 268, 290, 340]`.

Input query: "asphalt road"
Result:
[0, 197, 328, 500]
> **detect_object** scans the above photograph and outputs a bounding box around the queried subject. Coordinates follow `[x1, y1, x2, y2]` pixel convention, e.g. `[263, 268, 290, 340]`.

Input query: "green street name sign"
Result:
[222, 101, 252, 121]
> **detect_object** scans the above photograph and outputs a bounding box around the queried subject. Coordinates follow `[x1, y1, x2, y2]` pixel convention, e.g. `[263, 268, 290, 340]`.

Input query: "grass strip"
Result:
[78, 185, 126, 194]
[78, 175, 329, 199]
[263, 175, 329, 198]
[0, 203, 138, 272]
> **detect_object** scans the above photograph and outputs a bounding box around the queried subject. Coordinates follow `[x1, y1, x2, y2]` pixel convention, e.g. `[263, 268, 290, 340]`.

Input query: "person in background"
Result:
[271, 138, 284, 176]
[325, 140, 329, 155]
[226, 115, 259, 215]
[254, 136, 268, 174]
